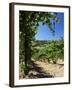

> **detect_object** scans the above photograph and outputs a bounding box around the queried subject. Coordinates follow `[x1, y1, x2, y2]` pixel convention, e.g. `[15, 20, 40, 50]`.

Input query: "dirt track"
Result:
[19, 59, 64, 79]
[33, 60, 64, 77]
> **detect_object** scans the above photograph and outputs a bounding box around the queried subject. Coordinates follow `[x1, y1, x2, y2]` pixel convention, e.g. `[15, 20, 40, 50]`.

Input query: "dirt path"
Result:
[33, 60, 64, 77]
[19, 60, 64, 79]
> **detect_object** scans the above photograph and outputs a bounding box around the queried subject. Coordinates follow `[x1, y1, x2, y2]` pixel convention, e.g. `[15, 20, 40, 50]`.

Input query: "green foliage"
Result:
[19, 31, 25, 64]
[32, 39, 64, 63]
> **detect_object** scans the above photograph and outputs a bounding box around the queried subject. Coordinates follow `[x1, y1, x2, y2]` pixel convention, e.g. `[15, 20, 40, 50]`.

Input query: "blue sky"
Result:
[35, 12, 64, 40]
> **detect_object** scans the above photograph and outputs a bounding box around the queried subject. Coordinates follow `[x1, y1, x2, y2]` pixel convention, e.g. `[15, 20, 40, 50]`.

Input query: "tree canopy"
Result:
[19, 11, 60, 37]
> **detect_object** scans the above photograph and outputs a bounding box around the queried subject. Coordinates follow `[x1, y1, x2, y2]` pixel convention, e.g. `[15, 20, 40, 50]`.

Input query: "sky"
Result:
[35, 12, 64, 41]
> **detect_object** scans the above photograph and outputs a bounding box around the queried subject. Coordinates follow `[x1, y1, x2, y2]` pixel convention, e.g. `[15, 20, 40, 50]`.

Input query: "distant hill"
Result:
[31, 40, 62, 47]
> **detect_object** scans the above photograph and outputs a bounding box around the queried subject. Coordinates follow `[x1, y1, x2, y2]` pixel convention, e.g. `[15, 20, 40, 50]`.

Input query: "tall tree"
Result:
[19, 11, 60, 75]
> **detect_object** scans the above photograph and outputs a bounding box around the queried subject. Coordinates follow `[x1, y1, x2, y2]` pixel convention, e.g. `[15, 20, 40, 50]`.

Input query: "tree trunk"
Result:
[24, 28, 31, 75]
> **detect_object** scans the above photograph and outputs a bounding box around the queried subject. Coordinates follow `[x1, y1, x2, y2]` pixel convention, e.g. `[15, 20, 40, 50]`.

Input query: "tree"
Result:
[19, 11, 60, 75]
